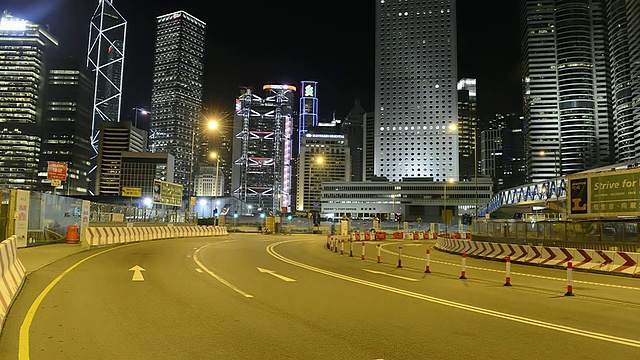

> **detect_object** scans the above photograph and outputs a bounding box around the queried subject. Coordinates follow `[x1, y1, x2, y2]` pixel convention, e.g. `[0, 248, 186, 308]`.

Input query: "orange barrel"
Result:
[66, 225, 79, 244]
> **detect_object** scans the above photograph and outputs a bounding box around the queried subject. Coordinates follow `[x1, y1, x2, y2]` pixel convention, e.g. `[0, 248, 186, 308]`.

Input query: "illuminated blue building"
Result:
[298, 81, 318, 155]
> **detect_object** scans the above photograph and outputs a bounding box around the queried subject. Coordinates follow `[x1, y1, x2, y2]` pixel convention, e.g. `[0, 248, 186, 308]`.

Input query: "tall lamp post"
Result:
[443, 178, 455, 236]
[210, 152, 221, 223]
[308, 156, 324, 229]
[539, 149, 562, 178]
[188, 120, 218, 213]
[133, 107, 149, 128]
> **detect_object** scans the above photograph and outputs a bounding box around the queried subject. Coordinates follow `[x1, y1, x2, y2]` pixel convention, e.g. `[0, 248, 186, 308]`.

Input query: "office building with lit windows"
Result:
[375, 0, 459, 182]
[149, 11, 206, 194]
[39, 60, 93, 195]
[521, 0, 612, 183]
[120, 152, 174, 199]
[0, 11, 58, 190]
[96, 121, 147, 195]
[296, 133, 351, 213]
[457, 78, 477, 181]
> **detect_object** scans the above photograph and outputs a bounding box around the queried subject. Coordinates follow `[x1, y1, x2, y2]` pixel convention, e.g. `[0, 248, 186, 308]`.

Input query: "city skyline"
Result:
[2, 0, 521, 123]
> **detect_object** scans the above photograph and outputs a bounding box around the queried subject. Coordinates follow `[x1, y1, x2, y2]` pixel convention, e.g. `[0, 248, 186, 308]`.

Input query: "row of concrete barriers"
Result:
[436, 237, 640, 276]
[83, 225, 228, 247]
[0, 236, 26, 331]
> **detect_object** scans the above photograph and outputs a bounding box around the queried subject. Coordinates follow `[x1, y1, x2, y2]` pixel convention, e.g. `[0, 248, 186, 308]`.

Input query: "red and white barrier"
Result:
[504, 256, 512, 286]
[565, 262, 574, 296]
[425, 249, 431, 273]
[0, 236, 26, 328]
[460, 252, 467, 279]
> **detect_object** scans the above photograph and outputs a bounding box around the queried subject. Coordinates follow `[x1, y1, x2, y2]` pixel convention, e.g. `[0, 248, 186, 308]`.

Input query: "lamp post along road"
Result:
[188, 120, 219, 213]
[308, 156, 323, 229]
[210, 152, 220, 221]
[443, 178, 454, 235]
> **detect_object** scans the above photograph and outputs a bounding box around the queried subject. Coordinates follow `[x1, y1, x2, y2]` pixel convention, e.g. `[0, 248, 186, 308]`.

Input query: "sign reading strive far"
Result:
[47, 161, 68, 181]
[569, 168, 640, 218]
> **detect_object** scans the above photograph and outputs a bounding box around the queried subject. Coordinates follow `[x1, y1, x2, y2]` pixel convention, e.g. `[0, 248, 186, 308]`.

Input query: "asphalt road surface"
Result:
[2, 234, 640, 359]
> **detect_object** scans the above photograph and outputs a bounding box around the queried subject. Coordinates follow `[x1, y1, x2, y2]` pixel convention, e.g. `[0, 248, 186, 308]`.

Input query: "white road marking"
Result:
[268, 240, 640, 349]
[129, 265, 145, 282]
[379, 246, 640, 291]
[193, 244, 253, 298]
[363, 269, 418, 281]
[257, 267, 297, 282]
[195, 268, 203, 273]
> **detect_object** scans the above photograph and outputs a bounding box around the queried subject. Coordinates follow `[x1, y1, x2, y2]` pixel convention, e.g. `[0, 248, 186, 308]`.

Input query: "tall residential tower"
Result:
[375, 0, 459, 182]
[149, 11, 206, 194]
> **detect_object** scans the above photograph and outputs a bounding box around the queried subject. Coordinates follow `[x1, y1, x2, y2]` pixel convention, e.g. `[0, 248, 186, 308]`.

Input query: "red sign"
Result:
[47, 162, 68, 181]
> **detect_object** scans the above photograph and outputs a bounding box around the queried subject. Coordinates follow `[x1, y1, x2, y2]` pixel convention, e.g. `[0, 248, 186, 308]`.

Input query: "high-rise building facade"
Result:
[375, 0, 459, 182]
[87, 0, 126, 160]
[298, 81, 318, 156]
[149, 11, 206, 195]
[120, 152, 174, 199]
[342, 100, 366, 182]
[39, 61, 93, 195]
[521, 0, 612, 183]
[0, 11, 58, 190]
[457, 78, 478, 181]
[296, 133, 351, 213]
[96, 121, 147, 195]
[232, 85, 295, 214]
[481, 114, 526, 192]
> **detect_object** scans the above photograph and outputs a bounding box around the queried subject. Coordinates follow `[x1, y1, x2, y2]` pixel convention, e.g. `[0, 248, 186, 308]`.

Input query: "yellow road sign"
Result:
[122, 187, 142, 197]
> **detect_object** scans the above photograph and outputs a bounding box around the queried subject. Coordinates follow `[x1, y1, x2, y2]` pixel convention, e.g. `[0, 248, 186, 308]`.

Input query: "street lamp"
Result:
[539, 149, 562, 178]
[210, 152, 221, 216]
[189, 119, 219, 208]
[443, 178, 455, 236]
[308, 156, 324, 229]
[133, 107, 149, 128]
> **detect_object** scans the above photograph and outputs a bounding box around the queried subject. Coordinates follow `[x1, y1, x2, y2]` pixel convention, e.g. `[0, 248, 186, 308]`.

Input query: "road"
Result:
[1, 234, 640, 359]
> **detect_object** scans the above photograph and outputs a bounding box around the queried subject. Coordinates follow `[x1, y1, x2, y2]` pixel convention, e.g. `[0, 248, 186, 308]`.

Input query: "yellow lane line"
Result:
[19, 244, 137, 360]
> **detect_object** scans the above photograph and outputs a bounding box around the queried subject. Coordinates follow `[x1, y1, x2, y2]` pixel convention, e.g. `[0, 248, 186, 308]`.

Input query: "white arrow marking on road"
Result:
[129, 265, 145, 282]
[257, 267, 297, 282]
[363, 269, 418, 281]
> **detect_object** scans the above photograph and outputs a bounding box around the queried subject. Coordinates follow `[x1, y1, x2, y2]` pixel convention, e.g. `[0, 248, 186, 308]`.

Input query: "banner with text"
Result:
[569, 168, 640, 218]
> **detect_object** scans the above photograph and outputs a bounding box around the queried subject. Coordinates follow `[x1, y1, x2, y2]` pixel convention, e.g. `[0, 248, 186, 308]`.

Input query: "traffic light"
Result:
[233, 212, 238, 219]
[397, 214, 402, 222]
[260, 213, 265, 219]
[287, 215, 292, 220]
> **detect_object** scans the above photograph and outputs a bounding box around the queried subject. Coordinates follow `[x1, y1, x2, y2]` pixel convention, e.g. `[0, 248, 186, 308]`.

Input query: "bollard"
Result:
[503, 256, 512, 286]
[349, 240, 353, 257]
[397, 246, 403, 268]
[425, 249, 431, 273]
[377, 244, 381, 263]
[459, 252, 467, 279]
[565, 261, 575, 296]
[340, 240, 344, 255]
[361, 242, 365, 260]
[334, 238, 338, 253]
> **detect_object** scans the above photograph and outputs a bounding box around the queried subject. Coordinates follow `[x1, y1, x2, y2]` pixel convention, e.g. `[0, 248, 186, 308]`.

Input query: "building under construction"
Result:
[231, 85, 295, 215]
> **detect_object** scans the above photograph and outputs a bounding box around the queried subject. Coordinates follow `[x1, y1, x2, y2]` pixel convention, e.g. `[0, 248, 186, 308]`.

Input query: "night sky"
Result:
[3, 0, 521, 124]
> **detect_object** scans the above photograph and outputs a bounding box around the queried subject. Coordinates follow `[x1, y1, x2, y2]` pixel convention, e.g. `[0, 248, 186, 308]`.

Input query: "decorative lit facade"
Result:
[232, 85, 295, 214]
[87, 0, 126, 160]
[375, 0, 459, 182]
[149, 11, 206, 195]
[0, 11, 58, 190]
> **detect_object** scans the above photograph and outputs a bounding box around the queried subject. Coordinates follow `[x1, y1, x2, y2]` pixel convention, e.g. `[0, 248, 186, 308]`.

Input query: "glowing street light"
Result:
[443, 177, 455, 236]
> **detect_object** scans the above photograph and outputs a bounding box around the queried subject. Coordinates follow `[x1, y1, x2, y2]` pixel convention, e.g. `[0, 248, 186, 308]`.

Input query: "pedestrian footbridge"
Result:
[478, 177, 566, 217]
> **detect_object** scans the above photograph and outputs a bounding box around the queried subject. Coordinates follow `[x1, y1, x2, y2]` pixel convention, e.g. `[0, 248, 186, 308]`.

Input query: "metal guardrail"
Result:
[473, 219, 640, 252]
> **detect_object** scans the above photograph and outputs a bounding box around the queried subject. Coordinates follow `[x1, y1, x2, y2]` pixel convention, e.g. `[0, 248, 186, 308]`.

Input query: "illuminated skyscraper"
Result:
[149, 11, 206, 194]
[87, 0, 126, 161]
[457, 78, 477, 181]
[232, 85, 295, 214]
[375, 0, 459, 182]
[0, 11, 58, 190]
[298, 81, 318, 156]
[521, 0, 611, 182]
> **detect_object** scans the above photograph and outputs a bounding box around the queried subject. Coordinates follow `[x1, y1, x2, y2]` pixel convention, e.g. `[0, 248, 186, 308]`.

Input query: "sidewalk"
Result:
[17, 243, 86, 273]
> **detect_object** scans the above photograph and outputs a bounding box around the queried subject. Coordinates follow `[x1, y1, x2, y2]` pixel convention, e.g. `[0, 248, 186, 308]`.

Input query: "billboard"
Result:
[568, 168, 640, 218]
[47, 162, 68, 180]
[152, 179, 183, 207]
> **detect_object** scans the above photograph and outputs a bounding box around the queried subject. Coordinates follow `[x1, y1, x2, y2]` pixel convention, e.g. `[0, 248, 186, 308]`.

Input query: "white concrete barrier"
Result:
[0, 236, 26, 330]
[82, 225, 227, 248]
